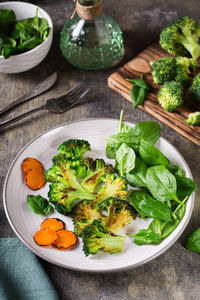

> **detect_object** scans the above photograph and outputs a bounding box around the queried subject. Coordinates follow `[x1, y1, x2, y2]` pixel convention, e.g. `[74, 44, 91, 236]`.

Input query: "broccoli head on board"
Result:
[160, 16, 200, 59]
[185, 112, 200, 125]
[82, 220, 125, 256]
[72, 200, 108, 236]
[150, 57, 177, 84]
[190, 74, 200, 102]
[98, 197, 137, 233]
[158, 81, 183, 112]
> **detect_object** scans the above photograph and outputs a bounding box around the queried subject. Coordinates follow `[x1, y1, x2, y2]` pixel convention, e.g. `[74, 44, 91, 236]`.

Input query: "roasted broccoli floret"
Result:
[58, 139, 91, 159]
[158, 81, 183, 112]
[160, 16, 200, 58]
[190, 74, 200, 101]
[80, 159, 114, 193]
[150, 57, 177, 84]
[72, 200, 108, 236]
[48, 182, 96, 215]
[95, 174, 128, 204]
[82, 220, 125, 256]
[98, 197, 137, 233]
[185, 112, 200, 125]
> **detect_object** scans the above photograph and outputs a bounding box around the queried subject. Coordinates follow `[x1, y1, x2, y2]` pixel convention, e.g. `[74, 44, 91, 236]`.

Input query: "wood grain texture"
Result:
[108, 41, 200, 146]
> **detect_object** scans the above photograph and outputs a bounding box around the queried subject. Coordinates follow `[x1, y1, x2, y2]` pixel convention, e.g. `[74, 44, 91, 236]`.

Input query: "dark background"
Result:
[0, 1, 200, 299]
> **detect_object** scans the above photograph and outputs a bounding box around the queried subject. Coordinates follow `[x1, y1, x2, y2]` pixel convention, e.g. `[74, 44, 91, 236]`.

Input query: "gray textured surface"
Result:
[0, 0, 200, 299]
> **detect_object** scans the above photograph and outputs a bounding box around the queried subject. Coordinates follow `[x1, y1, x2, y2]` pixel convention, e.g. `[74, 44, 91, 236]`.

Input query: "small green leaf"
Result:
[27, 195, 53, 216]
[133, 229, 161, 245]
[116, 143, 136, 176]
[185, 228, 200, 253]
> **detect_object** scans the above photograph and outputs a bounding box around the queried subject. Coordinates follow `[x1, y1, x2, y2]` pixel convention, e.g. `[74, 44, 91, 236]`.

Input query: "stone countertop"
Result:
[0, 0, 200, 299]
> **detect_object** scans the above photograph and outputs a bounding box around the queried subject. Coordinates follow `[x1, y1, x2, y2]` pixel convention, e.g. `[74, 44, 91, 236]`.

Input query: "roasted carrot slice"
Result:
[34, 229, 57, 246]
[26, 169, 46, 190]
[52, 230, 77, 250]
[41, 218, 65, 232]
[22, 157, 44, 175]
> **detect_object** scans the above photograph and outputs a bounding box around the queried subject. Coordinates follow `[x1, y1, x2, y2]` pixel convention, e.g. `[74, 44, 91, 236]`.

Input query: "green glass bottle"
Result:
[60, 0, 123, 69]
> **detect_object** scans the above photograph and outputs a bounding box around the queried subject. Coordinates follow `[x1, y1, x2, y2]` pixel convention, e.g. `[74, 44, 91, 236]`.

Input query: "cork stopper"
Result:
[75, 0, 103, 20]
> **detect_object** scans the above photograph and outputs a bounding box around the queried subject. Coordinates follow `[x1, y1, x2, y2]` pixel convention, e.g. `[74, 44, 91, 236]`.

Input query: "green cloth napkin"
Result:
[0, 238, 59, 300]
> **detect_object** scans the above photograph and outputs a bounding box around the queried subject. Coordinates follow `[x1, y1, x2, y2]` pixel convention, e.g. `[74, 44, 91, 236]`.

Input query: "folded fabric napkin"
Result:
[0, 238, 59, 300]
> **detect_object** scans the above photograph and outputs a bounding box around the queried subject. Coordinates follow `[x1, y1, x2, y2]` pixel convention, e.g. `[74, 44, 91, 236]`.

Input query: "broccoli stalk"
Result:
[185, 112, 200, 125]
[82, 220, 125, 256]
[160, 16, 200, 59]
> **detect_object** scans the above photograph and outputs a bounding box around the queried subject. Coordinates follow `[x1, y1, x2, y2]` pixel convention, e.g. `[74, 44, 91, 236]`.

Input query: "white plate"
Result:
[3, 119, 194, 273]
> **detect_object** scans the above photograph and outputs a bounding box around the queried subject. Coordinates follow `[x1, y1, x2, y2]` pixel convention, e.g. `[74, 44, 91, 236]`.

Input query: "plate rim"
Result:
[3, 118, 195, 273]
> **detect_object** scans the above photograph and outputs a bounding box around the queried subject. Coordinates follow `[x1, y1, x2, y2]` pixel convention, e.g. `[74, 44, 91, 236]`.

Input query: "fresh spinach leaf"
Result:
[185, 228, 200, 253]
[0, 10, 16, 32]
[146, 165, 182, 204]
[133, 229, 161, 245]
[130, 191, 172, 221]
[116, 143, 136, 176]
[27, 195, 53, 216]
[127, 75, 149, 108]
[126, 157, 147, 188]
[131, 121, 160, 145]
[175, 175, 197, 198]
[139, 139, 170, 167]
[106, 142, 120, 159]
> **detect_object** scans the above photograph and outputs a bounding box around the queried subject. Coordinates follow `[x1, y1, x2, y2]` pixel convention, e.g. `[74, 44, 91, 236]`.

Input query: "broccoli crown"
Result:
[82, 220, 125, 256]
[72, 200, 108, 236]
[98, 197, 137, 233]
[176, 57, 198, 74]
[160, 16, 200, 58]
[58, 139, 91, 159]
[150, 57, 177, 84]
[158, 81, 183, 112]
[190, 74, 200, 101]
[185, 111, 200, 125]
[95, 174, 128, 204]
[175, 66, 191, 87]
[80, 159, 114, 193]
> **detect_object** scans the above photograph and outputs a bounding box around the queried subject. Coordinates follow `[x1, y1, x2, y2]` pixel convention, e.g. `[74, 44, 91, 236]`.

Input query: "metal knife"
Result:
[0, 72, 57, 116]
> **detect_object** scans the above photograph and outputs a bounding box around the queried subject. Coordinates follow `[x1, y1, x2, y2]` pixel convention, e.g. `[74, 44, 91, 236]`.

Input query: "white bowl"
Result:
[0, 2, 53, 73]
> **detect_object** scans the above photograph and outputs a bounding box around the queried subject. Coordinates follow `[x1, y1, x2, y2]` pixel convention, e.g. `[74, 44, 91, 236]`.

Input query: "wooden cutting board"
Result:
[108, 41, 200, 146]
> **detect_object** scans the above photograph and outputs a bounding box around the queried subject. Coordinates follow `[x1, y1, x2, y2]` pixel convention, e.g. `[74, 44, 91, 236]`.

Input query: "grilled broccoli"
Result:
[98, 197, 136, 233]
[95, 174, 128, 204]
[150, 57, 177, 84]
[158, 81, 183, 112]
[190, 74, 200, 102]
[48, 182, 96, 215]
[160, 16, 200, 59]
[58, 139, 91, 159]
[185, 112, 200, 125]
[82, 220, 125, 256]
[72, 200, 108, 236]
[80, 159, 114, 193]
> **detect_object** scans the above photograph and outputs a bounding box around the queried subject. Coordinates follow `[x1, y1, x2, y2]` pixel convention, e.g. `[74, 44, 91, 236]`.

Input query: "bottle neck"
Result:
[78, 0, 100, 6]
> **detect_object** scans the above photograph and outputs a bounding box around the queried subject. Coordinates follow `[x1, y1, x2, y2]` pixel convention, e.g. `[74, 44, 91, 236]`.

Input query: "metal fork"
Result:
[0, 83, 89, 130]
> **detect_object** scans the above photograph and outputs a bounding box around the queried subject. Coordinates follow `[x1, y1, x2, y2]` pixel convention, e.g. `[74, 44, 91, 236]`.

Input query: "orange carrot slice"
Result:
[41, 218, 65, 232]
[34, 229, 57, 246]
[25, 169, 46, 190]
[22, 157, 44, 175]
[52, 230, 77, 250]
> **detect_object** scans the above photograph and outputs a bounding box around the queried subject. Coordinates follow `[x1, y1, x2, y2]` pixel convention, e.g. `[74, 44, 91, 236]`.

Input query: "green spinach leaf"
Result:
[146, 165, 182, 204]
[27, 195, 53, 216]
[131, 121, 160, 145]
[133, 229, 161, 245]
[116, 143, 136, 176]
[126, 157, 147, 188]
[130, 190, 172, 221]
[175, 175, 197, 198]
[185, 228, 200, 253]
